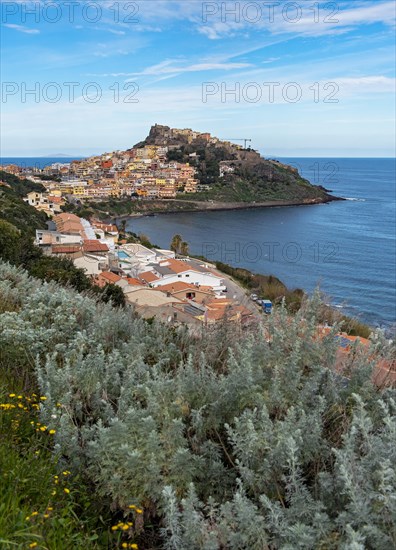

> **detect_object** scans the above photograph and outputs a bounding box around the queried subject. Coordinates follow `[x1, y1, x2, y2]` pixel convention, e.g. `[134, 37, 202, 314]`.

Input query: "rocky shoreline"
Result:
[112, 194, 344, 221]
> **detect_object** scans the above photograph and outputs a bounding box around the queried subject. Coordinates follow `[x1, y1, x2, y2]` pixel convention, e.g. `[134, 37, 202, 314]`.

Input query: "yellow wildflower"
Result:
[29, 543, 38, 548]
[39, 426, 47, 432]
[136, 508, 143, 514]
[8, 393, 16, 398]
[31, 511, 38, 516]
[49, 429, 56, 435]
[44, 514, 49, 519]
[111, 525, 118, 531]
[64, 488, 70, 494]
[131, 545, 138, 549]
[122, 544, 128, 549]
[40, 396, 47, 401]
[121, 524, 129, 530]
[51, 490, 57, 496]
[17, 395, 22, 399]
[128, 504, 136, 509]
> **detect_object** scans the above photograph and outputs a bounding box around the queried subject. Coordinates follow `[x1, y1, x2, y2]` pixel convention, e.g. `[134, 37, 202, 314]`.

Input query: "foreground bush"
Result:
[0, 261, 395, 549]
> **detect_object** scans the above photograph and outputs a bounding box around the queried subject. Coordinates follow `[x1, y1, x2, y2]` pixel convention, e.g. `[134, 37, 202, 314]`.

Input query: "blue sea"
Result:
[0, 157, 83, 169]
[126, 158, 396, 333]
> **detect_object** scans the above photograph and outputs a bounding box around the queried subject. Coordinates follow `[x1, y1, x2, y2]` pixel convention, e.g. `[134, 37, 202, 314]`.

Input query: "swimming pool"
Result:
[118, 251, 130, 260]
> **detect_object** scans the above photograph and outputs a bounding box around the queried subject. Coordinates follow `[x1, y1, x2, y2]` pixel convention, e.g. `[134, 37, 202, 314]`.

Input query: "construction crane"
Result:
[224, 138, 252, 149]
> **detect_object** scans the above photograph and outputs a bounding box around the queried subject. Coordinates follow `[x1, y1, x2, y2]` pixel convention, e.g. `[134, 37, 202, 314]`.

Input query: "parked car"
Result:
[250, 294, 258, 301]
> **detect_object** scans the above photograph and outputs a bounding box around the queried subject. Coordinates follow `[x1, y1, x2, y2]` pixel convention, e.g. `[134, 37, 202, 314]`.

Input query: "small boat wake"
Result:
[344, 197, 366, 202]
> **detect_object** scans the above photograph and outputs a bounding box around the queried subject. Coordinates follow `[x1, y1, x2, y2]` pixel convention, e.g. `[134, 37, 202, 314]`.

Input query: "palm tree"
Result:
[119, 219, 127, 236]
[170, 234, 183, 254]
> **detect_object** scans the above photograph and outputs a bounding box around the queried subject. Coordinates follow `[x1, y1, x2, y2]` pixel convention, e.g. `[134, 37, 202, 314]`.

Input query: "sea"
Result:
[2, 156, 395, 333]
[0, 157, 84, 169]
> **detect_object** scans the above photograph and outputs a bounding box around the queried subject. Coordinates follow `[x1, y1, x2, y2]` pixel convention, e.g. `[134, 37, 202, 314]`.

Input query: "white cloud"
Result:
[132, 60, 253, 76]
[193, 0, 396, 39]
[3, 23, 40, 34]
[337, 75, 396, 94]
[89, 60, 253, 78]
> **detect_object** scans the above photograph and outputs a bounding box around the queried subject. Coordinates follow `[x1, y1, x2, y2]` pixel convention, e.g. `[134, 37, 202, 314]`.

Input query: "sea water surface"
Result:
[127, 158, 396, 332]
[0, 157, 83, 168]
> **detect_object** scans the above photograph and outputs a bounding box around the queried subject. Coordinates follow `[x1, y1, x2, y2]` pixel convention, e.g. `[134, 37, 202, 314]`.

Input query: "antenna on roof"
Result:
[224, 138, 252, 149]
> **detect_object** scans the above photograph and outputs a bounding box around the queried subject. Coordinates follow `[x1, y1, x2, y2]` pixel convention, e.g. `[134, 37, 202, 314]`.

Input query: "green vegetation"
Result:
[0, 170, 46, 198]
[180, 174, 326, 203]
[165, 140, 330, 203]
[0, 261, 395, 549]
[0, 171, 48, 235]
[0, 397, 116, 549]
[170, 234, 189, 256]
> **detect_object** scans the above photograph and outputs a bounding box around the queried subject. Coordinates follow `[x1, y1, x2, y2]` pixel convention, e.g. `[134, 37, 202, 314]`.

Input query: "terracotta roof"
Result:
[126, 277, 142, 286]
[318, 327, 395, 388]
[205, 308, 227, 321]
[82, 240, 109, 253]
[204, 303, 251, 322]
[92, 222, 118, 233]
[158, 259, 192, 274]
[139, 271, 160, 283]
[55, 213, 81, 223]
[156, 281, 196, 293]
[99, 271, 121, 284]
[51, 245, 81, 254]
[206, 299, 233, 309]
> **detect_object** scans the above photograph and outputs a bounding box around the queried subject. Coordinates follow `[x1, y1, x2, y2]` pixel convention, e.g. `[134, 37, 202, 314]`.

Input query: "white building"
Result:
[149, 259, 226, 293]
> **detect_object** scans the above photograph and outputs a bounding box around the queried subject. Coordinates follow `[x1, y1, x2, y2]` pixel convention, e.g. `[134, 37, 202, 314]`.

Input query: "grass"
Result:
[0, 384, 140, 549]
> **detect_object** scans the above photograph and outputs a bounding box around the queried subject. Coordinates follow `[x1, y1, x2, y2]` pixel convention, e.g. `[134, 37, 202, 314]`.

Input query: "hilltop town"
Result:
[1, 125, 334, 216]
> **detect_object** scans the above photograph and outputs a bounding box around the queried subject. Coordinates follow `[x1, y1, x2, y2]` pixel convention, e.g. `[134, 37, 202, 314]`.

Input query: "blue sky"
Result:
[1, 0, 395, 156]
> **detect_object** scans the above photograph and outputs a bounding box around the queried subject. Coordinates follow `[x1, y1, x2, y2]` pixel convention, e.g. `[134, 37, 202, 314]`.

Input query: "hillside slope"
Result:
[0, 170, 48, 234]
[0, 260, 394, 549]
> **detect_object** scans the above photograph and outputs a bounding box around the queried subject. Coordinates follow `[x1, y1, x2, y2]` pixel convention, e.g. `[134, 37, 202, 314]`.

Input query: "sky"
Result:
[1, 0, 395, 157]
